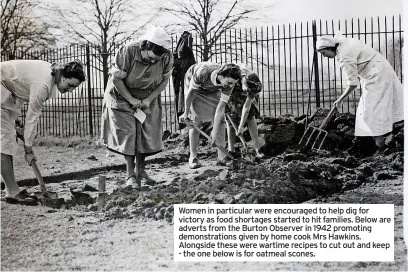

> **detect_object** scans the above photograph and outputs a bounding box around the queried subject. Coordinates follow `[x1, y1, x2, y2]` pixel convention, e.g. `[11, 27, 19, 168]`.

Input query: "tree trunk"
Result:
[203, 44, 210, 61]
[102, 54, 109, 90]
[101, 38, 109, 90]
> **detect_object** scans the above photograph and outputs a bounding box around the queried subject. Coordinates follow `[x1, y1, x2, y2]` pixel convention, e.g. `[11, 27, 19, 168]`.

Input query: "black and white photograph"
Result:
[0, 0, 406, 270]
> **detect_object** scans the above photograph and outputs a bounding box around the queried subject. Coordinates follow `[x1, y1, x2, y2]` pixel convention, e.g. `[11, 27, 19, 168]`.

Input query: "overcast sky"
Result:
[42, 0, 404, 28]
[147, 0, 404, 32]
[39, 0, 403, 45]
[260, 0, 403, 25]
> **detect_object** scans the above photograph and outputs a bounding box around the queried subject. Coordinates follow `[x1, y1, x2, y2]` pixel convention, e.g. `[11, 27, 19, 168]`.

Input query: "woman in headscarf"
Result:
[316, 35, 404, 150]
[1, 59, 85, 205]
[226, 66, 265, 159]
[101, 26, 173, 188]
[179, 62, 241, 169]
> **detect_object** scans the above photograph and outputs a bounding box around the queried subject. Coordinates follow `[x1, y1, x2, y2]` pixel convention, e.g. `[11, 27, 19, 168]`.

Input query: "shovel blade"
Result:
[33, 191, 64, 208]
[34, 191, 59, 200]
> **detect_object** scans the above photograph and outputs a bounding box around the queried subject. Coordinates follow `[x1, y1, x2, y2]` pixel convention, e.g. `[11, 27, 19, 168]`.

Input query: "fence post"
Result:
[86, 44, 94, 137]
[312, 20, 321, 108]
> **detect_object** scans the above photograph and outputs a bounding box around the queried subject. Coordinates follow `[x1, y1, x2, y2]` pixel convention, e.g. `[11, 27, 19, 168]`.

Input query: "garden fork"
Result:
[298, 105, 337, 151]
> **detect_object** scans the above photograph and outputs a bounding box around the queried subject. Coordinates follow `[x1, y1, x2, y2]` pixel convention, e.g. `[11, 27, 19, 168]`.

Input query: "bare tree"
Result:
[1, 0, 56, 59]
[160, 0, 257, 61]
[48, 0, 156, 88]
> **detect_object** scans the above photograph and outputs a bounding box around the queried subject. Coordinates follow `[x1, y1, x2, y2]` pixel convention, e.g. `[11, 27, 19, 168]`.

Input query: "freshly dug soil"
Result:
[1, 111, 405, 271]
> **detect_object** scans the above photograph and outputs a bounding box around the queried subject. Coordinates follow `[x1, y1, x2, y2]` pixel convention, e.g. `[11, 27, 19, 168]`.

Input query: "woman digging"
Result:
[316, 34, 404, 151]
[226, 66, 265, 159]
[179, 62, 242, 169]
[101, 26, 173, 188]
[1, 59, 85, 205]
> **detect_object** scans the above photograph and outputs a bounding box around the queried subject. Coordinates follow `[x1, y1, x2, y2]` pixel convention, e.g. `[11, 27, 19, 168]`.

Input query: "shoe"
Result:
[125, 175, 135, 187]
[125, 175, 140, 189]
[4, 189, 38, 206]
[189, 158, 202, 169]
[255, 151, 265, 159]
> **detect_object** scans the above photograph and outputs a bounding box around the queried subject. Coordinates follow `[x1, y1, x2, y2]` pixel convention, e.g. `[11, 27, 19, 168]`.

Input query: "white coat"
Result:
[337, 38, 404, 136]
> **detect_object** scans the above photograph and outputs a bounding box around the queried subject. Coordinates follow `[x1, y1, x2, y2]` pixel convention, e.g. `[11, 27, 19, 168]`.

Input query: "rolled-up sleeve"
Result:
[109, 44, 135, 79]
[191, 65, 209, 89]
[338, 50, 360, 86]
[24, 82, 49, 147]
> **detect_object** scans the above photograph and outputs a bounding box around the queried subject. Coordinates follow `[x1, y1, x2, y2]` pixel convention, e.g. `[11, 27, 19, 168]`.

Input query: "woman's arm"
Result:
[179, 80, 197, 121]
[22, 82, 49, 165]
[112, 77, 141, 108]
[110, 44, 141, 108]
[24, 83, 49, 149]
[334, 85, 357, 108]
[211, 100, 227, 143]
[335, 51, 359, 107]
[140, 78, 170, 109]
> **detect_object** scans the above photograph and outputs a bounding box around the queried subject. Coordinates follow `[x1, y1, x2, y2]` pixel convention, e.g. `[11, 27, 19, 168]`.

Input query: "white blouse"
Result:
[1, 60, 57, 146]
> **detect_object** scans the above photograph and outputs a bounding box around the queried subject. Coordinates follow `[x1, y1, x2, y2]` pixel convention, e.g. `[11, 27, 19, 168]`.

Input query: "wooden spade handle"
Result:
[191, 124, 234, 160]
[31, 160, 47, 193]
[225, 113, 248, 150]
[319, 106, 337, 130]
[16, 131, 49, 194]
[181, 117, 234, 160]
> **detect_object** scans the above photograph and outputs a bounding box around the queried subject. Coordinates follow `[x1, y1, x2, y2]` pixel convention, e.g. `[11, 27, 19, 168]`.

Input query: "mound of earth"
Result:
[7, 111, 403, 226]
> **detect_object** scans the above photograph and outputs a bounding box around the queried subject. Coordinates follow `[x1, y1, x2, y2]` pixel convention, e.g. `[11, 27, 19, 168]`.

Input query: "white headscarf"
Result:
[140, 25, 171, 50]
[316, 32, 344, 50]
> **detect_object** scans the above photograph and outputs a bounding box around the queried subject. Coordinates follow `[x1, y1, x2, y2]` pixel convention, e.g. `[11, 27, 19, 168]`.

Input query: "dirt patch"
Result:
[78, 113, 404, 224]
[5, 113, 405, 221]
[1, 112, 406, 270]
[94, 149, 403, 224]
